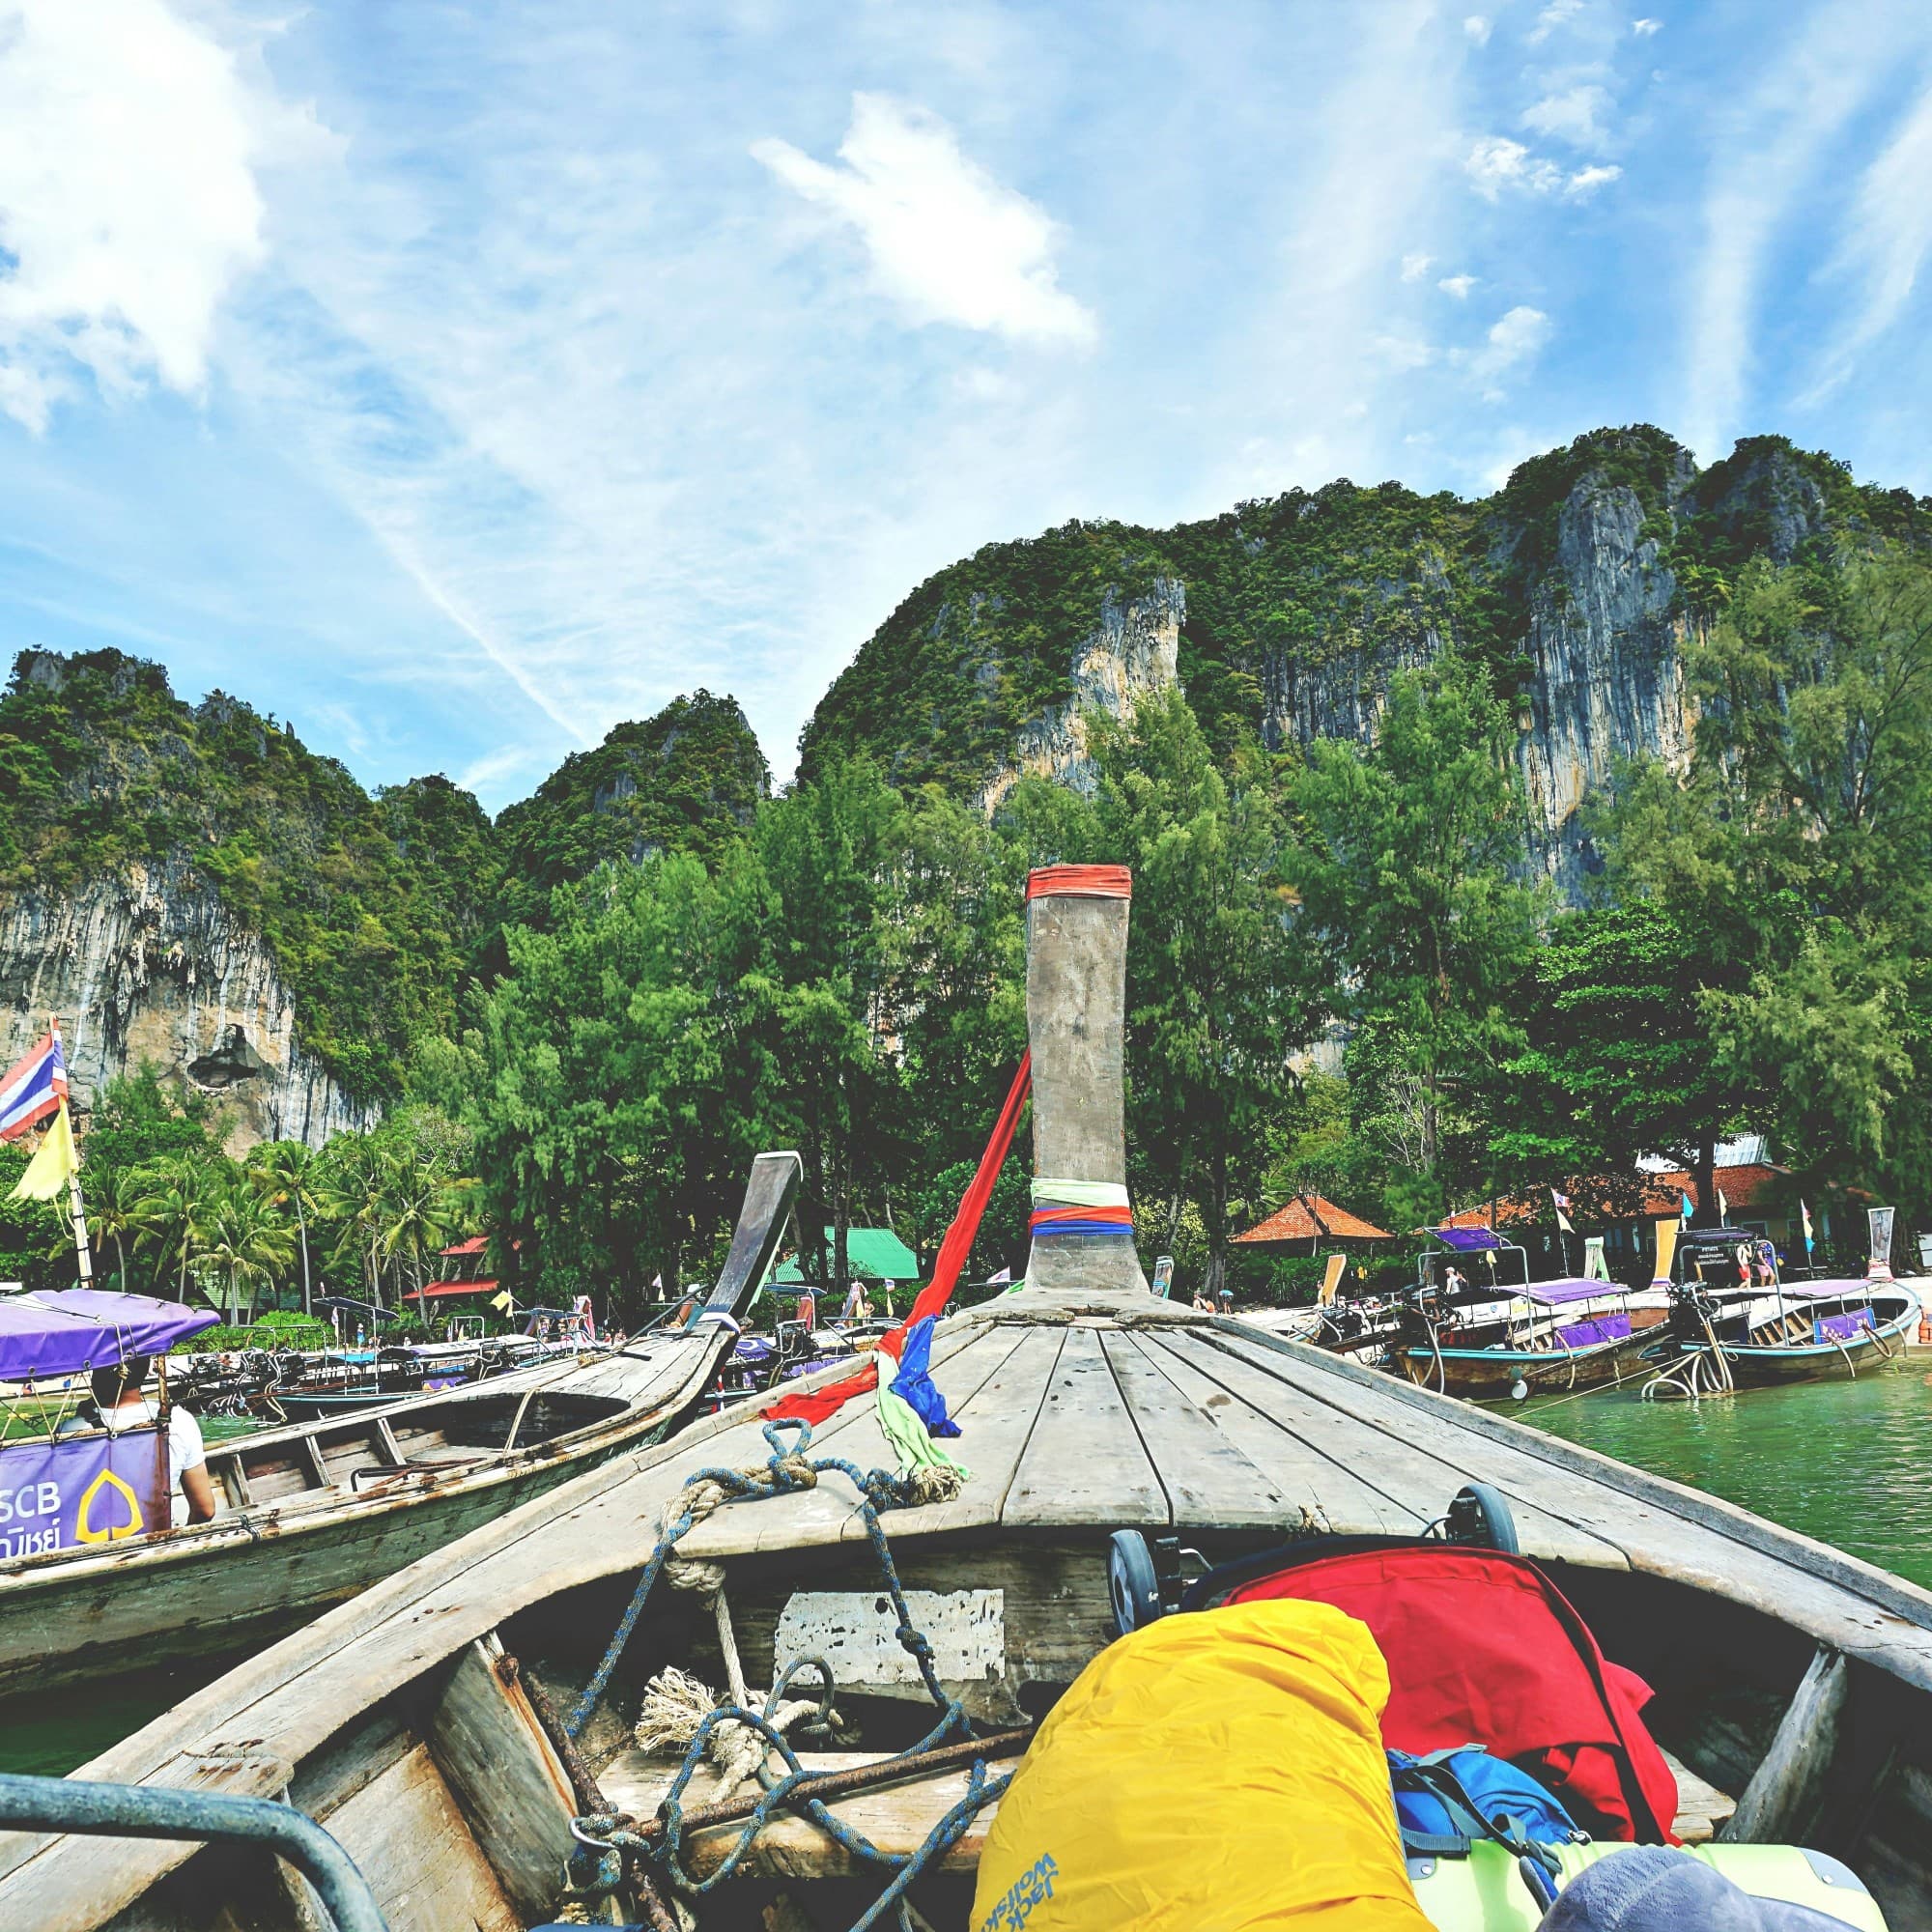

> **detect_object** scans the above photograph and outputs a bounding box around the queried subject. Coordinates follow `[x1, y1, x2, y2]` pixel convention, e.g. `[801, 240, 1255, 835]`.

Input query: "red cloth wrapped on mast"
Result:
[765, 1051, 1033, 1427]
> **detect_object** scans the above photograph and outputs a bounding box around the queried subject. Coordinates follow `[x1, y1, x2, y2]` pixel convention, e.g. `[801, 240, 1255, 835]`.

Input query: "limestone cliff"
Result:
[977, 579, 1184, 810]
[800, 427, 1932, 897]
[0, 861, 376, 1151]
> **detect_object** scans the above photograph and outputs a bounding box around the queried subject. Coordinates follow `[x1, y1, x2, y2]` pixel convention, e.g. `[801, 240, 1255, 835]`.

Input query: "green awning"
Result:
[773, 1228, 922, 1283]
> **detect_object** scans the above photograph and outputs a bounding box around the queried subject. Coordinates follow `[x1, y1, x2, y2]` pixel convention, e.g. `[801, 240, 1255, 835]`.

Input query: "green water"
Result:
[0, 1653, 249, 1776]
[1520, 1360, 1932, 1588]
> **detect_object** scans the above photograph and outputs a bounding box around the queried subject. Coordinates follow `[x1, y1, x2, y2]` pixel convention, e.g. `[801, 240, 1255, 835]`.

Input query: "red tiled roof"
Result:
[440, 1236, 489, 1257]
[1440, 1162, 1792, 1231]
[1235, 1192, 1393, 1245]
[407, 1278, 501, 1300]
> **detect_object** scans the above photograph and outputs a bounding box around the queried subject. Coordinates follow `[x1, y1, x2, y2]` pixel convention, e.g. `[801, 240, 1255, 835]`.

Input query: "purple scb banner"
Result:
[0, 1429, 169, 1560]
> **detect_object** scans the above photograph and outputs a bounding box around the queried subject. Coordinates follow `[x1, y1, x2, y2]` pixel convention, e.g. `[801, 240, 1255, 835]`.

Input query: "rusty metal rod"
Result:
[498, 1655, 684, 1932]
[621, 1725, 1035, 1845]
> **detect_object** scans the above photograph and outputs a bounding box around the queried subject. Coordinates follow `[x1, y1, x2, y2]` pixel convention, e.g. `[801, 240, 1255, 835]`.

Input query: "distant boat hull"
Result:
[1397, 1325, 1657, 1397]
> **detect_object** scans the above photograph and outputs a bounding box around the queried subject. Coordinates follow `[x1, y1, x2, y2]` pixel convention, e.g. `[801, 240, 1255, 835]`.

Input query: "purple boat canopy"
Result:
[0, 1290, 217, 1381]
[1433, 1226, 1506, 1252]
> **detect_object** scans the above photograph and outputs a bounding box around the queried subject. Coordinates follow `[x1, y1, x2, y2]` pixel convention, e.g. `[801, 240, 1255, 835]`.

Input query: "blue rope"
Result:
[561, 1417, 1011, 1931]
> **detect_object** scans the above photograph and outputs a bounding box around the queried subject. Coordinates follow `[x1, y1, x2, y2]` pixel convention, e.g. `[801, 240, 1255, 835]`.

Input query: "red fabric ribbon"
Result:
[1029, 1204, 1133, 1229]
[1025, 864, 1132, 900]
[765, 1052, 1034, 1426]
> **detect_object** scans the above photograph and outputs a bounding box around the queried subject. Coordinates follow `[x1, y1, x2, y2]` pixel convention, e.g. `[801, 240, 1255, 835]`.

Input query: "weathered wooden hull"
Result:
[0, 1441, 596, 1698]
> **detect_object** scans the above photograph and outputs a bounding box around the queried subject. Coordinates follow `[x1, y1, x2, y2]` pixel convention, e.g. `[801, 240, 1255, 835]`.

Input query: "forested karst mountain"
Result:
[800, 427, 1932, 891]
[4, 425, 1925, 1151]
[0, 658, 766, 1139]
[490, 692, 769, 939]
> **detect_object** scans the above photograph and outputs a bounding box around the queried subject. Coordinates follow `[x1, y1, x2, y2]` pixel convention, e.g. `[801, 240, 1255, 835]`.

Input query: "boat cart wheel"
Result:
[1445, 1482, 1520, 1554]
[1108, 1530, 1164, 1636]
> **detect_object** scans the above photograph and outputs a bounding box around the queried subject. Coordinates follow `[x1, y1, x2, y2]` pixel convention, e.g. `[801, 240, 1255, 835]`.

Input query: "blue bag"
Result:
[1388, 1746, 1586, 1852]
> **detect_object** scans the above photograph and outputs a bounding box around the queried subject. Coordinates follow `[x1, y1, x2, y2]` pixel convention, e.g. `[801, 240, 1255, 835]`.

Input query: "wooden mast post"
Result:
[1019, 866, 1150, 1301]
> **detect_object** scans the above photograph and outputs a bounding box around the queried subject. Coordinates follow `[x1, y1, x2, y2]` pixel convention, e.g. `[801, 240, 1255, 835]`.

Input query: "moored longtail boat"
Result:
[6, 872, 1932, 1929]
[1644, 1218, 1922, 1398]
[1378, 1229, 1663, 1399]
[0, 1151, 801, 1697]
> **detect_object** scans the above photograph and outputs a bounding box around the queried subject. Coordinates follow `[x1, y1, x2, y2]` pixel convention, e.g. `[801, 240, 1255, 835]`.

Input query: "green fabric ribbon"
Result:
[1031, 1179, 1130, 1208]
[877, 1387, 970, 1480]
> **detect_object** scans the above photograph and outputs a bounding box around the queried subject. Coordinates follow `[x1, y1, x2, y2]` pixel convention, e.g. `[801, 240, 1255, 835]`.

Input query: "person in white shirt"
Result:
[90, 1354, 216, 1527]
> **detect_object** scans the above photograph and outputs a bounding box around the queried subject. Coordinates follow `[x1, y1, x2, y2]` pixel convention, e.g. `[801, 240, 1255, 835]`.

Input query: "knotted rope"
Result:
[560, 1419, 1001, 1932]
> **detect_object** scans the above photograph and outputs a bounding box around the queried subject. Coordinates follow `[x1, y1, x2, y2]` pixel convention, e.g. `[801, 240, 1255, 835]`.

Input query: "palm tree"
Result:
[79, 1166, 148, 1291]
[248, 1141, 324, 1315]
[195, 1175, 297, 1323]
[134, 1155, 214, 1301]
[379, 1173, 475, 1307]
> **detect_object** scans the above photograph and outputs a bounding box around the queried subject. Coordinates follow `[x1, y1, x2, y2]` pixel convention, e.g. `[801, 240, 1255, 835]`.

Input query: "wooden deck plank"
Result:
[1157, 1330, 1624, 1566]
[1102, 1330, 1312, 1529]
[1005, 1326, 1166, 1527]
[1135, 1332, 1422, 1535]
[679, 1324, 1036, 1556]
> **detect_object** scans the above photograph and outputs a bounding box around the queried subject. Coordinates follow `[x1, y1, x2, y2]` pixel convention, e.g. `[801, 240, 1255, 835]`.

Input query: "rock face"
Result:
[0, 861, 376, 1151]
[1267, 473, 1698, 896]
[801, 427, 1926, 901]
[978, 580, 1184, 810]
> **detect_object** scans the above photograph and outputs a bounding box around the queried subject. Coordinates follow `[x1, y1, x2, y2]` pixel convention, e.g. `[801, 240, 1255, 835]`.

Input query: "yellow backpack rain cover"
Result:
[972, 1599, 1431, 1932]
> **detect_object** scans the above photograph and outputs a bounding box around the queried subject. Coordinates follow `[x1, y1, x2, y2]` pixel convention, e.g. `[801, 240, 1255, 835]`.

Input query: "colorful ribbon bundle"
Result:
[1029, 1179, 1133, 1238]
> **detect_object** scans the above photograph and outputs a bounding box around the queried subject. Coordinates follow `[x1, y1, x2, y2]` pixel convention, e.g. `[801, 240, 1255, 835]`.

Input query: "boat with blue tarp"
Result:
[1392, 1226, 1668, 1399]
[1642, 1215, 1921, 1398]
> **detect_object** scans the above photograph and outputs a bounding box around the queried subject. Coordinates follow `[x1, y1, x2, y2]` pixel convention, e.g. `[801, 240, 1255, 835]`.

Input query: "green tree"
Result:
[247, 1141, 326, 1314]
[469, 847, 771, 1311]
[753, 760, 908, 1289]
[1604, 552, 1932, 1203]
[194, 1172, 297, 1321]
[1289, 655, 1541, 1213]
[1490, 901, 1755, 1218]
[1089, 693, 1319, 1294]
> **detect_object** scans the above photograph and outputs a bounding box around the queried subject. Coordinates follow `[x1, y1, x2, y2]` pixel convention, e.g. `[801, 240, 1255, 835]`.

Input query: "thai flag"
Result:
[0, 1032, 68, 1142]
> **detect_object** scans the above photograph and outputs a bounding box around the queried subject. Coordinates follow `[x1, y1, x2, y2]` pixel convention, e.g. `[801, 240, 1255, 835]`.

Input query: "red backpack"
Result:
[1220, 1543, 1680, 1845]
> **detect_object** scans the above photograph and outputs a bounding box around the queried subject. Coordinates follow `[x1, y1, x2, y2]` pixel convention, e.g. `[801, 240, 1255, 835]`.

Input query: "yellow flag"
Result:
[9, 1101, 76, 1203]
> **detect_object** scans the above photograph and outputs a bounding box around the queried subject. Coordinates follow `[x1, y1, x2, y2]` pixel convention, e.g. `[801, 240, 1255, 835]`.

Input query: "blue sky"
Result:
[2, 0, 1929, 808]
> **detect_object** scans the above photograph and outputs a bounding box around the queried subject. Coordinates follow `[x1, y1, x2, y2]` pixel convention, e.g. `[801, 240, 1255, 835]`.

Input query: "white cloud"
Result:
[1470, 305, 1552, 386]
[1801, 82, 1932, 403]
[1680, 10, 1919, 462]
[1522, 83, 1615, 151]
[1463, 14, 1492, 43]
[0, 0, 309, 432]
[1374, 332, 1437, 370]
[1401, 250, 1435, 280]
[1566, 163, 1624, 195]
[753, 94, 1095, 347]
[1464, 135, 1563, 198]
[1633, 17, 1662, 34]
[1438, 273, 1478, 298]
[1527, 0, 1584, 45]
